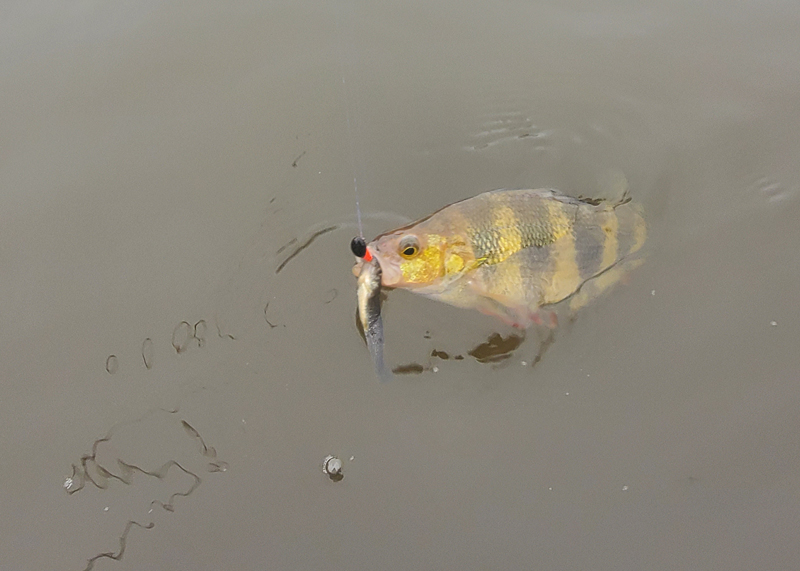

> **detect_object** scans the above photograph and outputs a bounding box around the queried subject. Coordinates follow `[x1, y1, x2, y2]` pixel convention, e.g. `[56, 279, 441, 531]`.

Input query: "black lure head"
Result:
[350, 236, 367, 258]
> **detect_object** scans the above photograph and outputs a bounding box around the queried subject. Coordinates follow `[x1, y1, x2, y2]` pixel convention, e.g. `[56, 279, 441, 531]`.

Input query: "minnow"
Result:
[356, 256, 390, 381]
[352, 188, 645, 328]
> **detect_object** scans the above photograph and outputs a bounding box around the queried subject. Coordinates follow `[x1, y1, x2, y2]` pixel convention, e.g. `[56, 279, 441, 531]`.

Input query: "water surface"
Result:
[1, 1, 799, 569]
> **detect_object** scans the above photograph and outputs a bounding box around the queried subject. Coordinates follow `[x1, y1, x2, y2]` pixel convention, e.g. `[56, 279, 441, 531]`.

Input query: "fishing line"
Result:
[334, 0, 367, 241]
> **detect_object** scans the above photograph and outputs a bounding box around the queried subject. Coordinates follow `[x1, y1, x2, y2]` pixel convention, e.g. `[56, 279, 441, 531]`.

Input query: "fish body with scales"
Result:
[353, 188, 646, 328]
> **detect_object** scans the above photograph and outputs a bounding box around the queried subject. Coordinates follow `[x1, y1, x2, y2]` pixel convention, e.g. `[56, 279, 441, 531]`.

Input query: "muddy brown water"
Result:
[2, 1, 800, 570]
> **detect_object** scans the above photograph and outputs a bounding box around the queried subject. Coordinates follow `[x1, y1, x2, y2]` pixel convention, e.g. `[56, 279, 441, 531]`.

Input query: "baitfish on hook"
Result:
[355, 251, 390, 382]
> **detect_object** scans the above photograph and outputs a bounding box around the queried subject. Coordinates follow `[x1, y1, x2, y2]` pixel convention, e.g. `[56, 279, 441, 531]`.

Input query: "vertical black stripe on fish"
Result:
[539, 199, 582, 304]
[573, 210, 606, 282]
[517, 241, 551, 304]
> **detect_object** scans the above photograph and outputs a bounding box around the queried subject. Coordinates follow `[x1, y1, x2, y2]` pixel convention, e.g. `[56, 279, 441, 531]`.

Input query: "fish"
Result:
[352, 188, 646, 329]
[356, 257, 390, 381]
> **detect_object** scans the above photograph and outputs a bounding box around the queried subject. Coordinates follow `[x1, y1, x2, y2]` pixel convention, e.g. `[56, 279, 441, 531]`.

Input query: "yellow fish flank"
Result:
[353, 188, 646, 328]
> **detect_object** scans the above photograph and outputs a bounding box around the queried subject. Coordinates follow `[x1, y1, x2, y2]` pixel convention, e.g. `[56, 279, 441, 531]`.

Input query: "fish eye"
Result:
[399, 236, 420, 259]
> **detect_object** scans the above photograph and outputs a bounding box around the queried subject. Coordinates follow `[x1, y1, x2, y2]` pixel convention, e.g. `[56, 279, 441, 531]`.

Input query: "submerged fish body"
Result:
[353, 188, 646, 328]
[356, 258, 390, 380]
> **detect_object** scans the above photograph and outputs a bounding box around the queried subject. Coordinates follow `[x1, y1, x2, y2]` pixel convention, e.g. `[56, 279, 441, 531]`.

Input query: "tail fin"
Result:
[614, 200, 646, 259]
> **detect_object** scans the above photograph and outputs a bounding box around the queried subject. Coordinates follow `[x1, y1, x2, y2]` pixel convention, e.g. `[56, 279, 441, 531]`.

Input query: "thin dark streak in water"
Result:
[172, 319, 209, 352]
[182, 420, 214, 456]
[67, 409, 225, 569]
[146, 461, 202, 512]
[291, 150, 306, 167]
[183, 420, 229, 472]
[193, 320, 207, 348]
[530, 329, 555, 367]
[264, 303, 279, 329]
[141, 338, 153, 370]
[275, 237, 297, 256]
[66, 436, 111, 493]
[214, 316, 236, 340]
[65, 410, 217, 494]
[275, 225, 338, 274]
[83, 520, 155, 571]
[105, 355, 118, 374]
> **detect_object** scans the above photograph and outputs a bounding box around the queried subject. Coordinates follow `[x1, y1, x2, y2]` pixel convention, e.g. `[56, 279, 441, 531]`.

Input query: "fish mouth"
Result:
[368, 249, 402, 287]
[352, 245, 402, 286]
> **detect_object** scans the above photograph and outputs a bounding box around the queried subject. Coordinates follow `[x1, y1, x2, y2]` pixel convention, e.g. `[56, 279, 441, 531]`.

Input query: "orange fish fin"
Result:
[473, 297, 531, 329]
[463, 276, 532, 324]
[530, 308, 559, 329]
[467, 284, 545, 329]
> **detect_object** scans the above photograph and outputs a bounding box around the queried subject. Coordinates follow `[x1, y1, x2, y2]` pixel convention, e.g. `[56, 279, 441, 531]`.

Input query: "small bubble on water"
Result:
[323, 455, 343, 482]
[63, 477, 74, 491]
[565, 392, 570, 396]
[770, 321, 778, 327]
[103, 507, 109, 512]
[432, 366, 439, 373]
[651, 290, 656, 296]
[105, 355, 119, 374]
[622, 485, 629, 491]
[521, 361, 527, 366]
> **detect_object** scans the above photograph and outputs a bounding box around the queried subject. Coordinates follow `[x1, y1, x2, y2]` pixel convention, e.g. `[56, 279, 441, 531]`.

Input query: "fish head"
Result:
[367, 228, 467, 289]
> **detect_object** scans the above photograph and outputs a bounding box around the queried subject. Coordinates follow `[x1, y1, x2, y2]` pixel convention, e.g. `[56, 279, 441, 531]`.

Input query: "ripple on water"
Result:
[105, 355, 119, 375]
[752, 175, 796, 205]
[141, 338, 154, 370]
[465, 110, 552, 152]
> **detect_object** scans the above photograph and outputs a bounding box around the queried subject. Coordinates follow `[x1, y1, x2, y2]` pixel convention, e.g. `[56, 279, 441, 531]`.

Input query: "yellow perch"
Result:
[352, 188, 645, 328]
